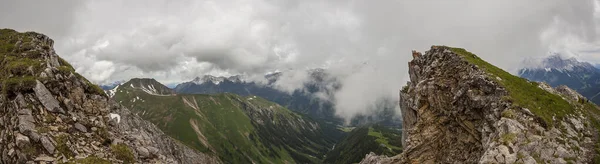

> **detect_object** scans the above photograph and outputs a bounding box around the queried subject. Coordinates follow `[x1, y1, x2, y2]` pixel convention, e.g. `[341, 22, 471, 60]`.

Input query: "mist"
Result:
[1, 0, 599, 122]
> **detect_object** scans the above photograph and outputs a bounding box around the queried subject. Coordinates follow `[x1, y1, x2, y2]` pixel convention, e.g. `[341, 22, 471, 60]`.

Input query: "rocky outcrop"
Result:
[361, 46, 599, 163]
[0, 29, 219, 163]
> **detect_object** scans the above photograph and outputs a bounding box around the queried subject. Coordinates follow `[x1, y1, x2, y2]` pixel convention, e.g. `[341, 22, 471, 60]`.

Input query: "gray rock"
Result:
[147, 146, 159, 155]
[40, 136, 55, 154]
[15, 133, 30, 148]
[523, 156, 536, 164]
[74, 123, 87, 133]
[17, 108, 32, 115]
[137, 147, 150, 158]
[18, 115, 36, 134]
[34, 155, 55, 162]
[33, 80, 65, 114]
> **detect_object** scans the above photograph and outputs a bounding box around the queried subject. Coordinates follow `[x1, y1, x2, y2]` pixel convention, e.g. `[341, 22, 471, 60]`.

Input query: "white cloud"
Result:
[1, 0, 599, 121]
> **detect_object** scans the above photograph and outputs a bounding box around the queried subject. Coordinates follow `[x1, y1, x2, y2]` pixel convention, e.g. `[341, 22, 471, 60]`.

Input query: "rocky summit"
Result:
[0, 29, 219, 163]
[361, 46, 600, 163]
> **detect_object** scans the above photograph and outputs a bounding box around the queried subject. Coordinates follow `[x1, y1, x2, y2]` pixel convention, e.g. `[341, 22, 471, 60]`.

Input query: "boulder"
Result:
[15, 133, 30, 148]
[40, 136, 55, 154]
[74, 123, 87, 133]
[33, 80, 65, 114]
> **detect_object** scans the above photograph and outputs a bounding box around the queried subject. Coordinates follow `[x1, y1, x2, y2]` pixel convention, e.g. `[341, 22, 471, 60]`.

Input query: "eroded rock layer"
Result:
[361, 46, 599, 164]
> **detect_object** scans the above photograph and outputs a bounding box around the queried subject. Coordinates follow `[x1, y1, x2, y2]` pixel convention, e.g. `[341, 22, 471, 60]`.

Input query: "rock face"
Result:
[361, 46, 600, 163]
[0, 29, 219, 163]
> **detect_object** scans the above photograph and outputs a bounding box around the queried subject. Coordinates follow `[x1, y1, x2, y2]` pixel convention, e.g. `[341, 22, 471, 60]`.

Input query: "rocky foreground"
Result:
[0, 29, 220, 163]
[361, 46, 600, 163]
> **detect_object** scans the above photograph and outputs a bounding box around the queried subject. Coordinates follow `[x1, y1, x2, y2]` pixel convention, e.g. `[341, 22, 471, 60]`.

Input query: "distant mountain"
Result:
[324, 124, 402, 164]
[174, 69, 342, 123]
[519, 55, 600, 104]
[174, 69, 401, 126]
[113, 78, 344, 163]
[99, 81, 124, 90]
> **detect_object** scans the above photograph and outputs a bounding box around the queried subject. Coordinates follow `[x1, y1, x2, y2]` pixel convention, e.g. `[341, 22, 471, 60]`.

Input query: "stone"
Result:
[137, 147, 150, 158]
[33, 80, 65, 114]
[34, 155, 55, 162]
[147, 146, 159, 155]
[555, 146, 572, 158]
[15, 133, 30, 148]
[40, 136, 55, 154]
[112, 138, 124, 145]
[17, 108, 32, 115]
[74, 123, 87, 133]
[63, 99, 74, 111]
[522, 156, 536, 164]
[18, 115, 36, 134]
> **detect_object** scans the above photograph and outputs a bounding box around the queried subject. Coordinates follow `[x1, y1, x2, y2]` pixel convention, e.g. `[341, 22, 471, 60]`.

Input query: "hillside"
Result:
[0, 29, 219, 163]
[174, 71, 401, 127]
[361, 46, 600, 163]
[113, 78, 344, 163]
[174, 71, 342, 124]
[324, 124, 401, 164]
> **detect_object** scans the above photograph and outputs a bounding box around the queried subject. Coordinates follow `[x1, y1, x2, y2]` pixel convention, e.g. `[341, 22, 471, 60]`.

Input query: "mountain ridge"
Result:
[361, 46, 600, 163]
[0, 29, 219, 163]
[519, 54, 600, 105]
[113, 77, 344, 163]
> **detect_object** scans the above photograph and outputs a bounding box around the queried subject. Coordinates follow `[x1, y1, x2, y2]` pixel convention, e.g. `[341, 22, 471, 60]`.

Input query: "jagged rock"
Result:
[40, 136, 55, 154]
[73, 123, 87, 133]
[33, 80, 65, 114]
[360, 46, 599, 164]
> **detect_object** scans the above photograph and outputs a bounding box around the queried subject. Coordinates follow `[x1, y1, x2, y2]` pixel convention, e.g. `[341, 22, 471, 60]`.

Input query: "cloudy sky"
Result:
[2, 0, 600, 121]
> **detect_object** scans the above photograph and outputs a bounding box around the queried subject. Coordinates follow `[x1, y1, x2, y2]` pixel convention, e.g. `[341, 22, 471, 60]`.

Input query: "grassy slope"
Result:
[324, 125, 402, 164]
[448, 47, 578, 126]
[114, 86, 339, 163]
[448, 46, 600, 161]
[0, 29, 104, 97]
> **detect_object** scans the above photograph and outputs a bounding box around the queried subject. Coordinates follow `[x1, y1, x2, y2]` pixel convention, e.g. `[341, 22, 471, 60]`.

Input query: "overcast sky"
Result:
[2, 0, 600, 121]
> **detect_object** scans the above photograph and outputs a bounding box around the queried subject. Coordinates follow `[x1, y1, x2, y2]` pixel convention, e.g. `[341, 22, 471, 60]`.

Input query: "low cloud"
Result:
[2, 0, 599, 121]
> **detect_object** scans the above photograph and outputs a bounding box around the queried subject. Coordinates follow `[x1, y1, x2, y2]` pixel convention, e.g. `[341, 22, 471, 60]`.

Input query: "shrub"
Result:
[55, 135, 74, 158]
[500, 133, 516, 145]
[501, 109, 515, 119]
[2, 76, 37, 94]
[111, 144, 135, 163]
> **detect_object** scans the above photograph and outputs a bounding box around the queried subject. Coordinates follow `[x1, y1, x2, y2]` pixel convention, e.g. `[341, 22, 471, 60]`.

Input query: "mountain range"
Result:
[4, 28, 600, 163]
[173, 70, 401, 126]
[519, 55, 600, 104]
[111, 78, 345, 163]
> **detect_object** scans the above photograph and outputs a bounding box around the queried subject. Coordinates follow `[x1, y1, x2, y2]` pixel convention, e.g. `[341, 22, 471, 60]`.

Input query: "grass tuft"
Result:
[111, 143, 135, 164]
[449, 47, 577, 126]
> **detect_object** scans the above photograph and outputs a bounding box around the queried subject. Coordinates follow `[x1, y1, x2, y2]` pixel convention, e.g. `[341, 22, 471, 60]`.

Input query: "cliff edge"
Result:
[361, 46, 600, 163]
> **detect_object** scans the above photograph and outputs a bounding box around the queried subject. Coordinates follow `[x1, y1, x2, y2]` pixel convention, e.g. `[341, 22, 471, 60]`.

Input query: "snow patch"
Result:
[106, 84, 121, 98]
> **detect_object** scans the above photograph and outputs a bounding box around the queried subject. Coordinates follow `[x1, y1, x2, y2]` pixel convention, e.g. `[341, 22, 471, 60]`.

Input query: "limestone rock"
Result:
[360, 46, 599, 164]
[73, 123, 87, 133]
[40, 137, 55, 154]
[33, 80, 65, 114]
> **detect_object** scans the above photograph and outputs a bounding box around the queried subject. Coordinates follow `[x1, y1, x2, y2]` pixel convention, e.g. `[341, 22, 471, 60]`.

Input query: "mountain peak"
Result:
[362, 46, 600, 163]
[521, 54, 597, 73]
[121, 78, 174, 95]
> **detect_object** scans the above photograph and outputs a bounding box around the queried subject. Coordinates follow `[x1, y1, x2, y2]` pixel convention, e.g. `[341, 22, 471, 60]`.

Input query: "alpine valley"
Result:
[3, 28, 600, 164]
